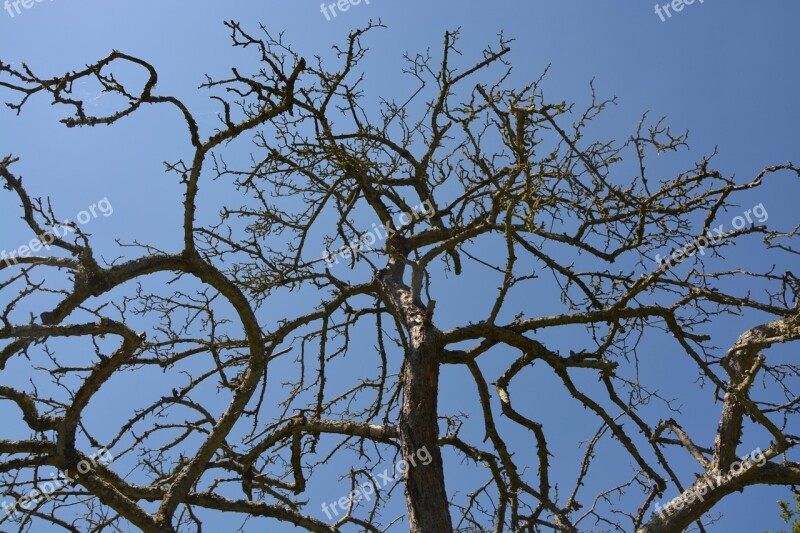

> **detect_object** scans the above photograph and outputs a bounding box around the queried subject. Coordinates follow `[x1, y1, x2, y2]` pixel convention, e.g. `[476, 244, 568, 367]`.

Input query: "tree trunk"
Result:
[378, 262, 452, 532]
[400, 332, 451, 532]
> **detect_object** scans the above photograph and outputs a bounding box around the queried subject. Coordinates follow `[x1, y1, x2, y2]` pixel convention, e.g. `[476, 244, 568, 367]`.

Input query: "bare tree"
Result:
[1, 22, 799, 532]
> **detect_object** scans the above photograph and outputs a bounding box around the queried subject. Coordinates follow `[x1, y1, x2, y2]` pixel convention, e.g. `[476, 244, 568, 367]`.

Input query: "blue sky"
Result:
[1, 1, 799, 532]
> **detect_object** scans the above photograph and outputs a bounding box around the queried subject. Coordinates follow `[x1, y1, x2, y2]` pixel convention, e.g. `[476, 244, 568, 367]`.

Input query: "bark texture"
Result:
[378, 261, 452, 532]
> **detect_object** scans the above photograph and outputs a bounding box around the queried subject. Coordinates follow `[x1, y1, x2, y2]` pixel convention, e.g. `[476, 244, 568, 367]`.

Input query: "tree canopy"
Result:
[1, 23, 799, 533]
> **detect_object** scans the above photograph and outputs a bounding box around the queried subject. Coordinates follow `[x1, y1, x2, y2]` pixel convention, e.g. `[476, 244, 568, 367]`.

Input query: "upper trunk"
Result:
[378, 262, 452, 533]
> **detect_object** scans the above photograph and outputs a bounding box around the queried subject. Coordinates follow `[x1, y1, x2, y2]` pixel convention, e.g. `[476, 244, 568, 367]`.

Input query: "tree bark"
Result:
[378, 261, 452, 532]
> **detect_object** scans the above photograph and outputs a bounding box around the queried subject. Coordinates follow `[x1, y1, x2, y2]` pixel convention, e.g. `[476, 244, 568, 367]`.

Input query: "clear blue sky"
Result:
[1, 1, 798, 532]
